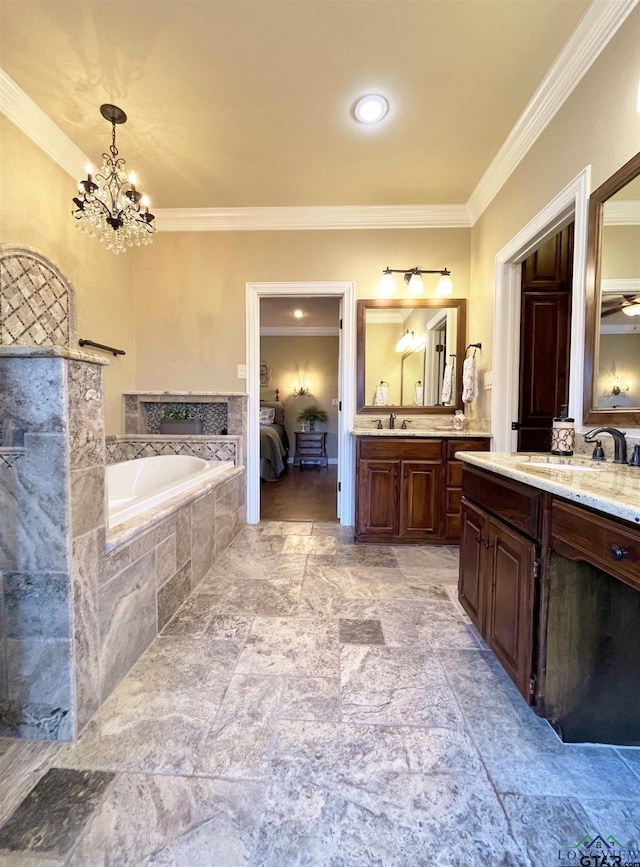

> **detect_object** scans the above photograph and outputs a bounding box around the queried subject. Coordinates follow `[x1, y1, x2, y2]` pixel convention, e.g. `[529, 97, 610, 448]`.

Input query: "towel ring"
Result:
[465, 342, 482, 357]
[379, 380, 389, 387]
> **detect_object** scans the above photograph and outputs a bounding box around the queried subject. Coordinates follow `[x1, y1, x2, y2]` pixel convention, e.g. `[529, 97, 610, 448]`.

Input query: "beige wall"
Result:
[469, 5, 640, 422]
[132, 229, 470, 392]
[0, 118, 136, 434]
[260, 335, 339, 458]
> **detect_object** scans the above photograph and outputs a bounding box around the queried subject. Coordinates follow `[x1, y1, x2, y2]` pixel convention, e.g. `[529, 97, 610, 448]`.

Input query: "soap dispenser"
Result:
[551, 404, 575, 456]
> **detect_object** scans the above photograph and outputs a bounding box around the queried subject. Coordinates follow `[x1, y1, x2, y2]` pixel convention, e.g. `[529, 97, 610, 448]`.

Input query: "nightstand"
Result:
[293, 431, 328, 468]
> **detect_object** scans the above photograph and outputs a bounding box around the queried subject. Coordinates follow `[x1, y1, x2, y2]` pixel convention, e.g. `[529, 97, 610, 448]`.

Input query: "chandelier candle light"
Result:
[72, 104, 155, 255]
[377, 267, 453, 298]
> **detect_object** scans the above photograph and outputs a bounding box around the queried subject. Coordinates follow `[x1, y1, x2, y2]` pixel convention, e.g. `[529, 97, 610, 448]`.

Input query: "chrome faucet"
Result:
[389, 413, 396, 430]
[584, 427, 628, 464]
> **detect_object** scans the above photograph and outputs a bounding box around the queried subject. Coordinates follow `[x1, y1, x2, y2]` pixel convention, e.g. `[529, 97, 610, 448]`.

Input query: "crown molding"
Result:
[603, 200, 640, 225]
[466, 0, 639, 223]
[260, 326, 339, 336]
[0, 69, 87, 179]
[601, 278, 640, 294]
[154, 205, 472, 232]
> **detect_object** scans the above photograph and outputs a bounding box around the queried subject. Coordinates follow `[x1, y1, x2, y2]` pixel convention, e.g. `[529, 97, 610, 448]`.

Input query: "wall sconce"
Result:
[377, 266, 453, 298]
[293, 380, 311, 396]
[395, 330, 414, 353]
[612, 376, 631, 395]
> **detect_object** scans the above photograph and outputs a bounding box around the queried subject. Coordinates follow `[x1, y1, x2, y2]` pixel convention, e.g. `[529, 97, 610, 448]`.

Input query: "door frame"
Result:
[246, 281, 356, 525]
[492, 167, 591, 452]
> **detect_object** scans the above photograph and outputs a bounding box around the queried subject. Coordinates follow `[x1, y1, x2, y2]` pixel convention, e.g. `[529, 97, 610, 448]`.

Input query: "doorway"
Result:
[259, 296, 340, 521]
[245, 282, 356, 525]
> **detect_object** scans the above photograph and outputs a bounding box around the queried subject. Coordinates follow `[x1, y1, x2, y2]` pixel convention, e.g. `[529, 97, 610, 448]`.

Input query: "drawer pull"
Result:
[610, 545, 629, 561]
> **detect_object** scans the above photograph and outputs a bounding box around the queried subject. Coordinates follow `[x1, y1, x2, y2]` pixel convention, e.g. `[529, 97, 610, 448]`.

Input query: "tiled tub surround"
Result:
[105, 434, 240, 465]
[0, 348, 246, 742]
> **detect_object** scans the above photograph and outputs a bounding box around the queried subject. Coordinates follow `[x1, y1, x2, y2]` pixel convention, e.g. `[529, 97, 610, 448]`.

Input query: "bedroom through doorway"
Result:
[259, 296, 341, 522]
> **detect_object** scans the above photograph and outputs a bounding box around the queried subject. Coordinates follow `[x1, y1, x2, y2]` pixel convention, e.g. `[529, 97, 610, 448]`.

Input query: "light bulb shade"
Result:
[436, 274, 453, 296]
[377, 271, 396, 298]
[622, 301, 640, 317]
[395, 330, 414, 353]
[407, 273, 424, 296]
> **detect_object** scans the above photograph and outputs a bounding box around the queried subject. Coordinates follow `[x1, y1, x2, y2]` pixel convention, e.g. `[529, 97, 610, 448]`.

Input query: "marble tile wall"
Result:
[0, 356, 74, 740]
[1, 353, 247, 743]
[105, 437, 239, 465]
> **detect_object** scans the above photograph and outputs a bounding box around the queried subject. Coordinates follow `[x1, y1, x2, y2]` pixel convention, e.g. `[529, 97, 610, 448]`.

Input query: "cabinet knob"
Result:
[610, 544, 629, 561]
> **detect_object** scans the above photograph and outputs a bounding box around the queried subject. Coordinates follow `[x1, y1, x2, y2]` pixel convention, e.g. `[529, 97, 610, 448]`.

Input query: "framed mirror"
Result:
[584, 151, 640, 427]
[357, 298, 467, 414]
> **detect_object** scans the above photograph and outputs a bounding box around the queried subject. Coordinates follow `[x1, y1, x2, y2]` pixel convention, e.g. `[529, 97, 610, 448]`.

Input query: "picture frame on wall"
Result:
[259, 362, 271, 386]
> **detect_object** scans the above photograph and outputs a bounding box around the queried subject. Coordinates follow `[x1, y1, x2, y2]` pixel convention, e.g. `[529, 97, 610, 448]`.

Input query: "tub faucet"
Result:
[389, 413, 396, 430]
[584, 427, 627, 464]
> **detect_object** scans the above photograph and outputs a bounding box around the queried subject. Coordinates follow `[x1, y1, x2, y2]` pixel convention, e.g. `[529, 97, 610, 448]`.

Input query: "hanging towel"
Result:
[413, 382, 423, 406]
[462, 356, 478, 404]
[441, 362, 454, 404]
[373, 385, 388, 406]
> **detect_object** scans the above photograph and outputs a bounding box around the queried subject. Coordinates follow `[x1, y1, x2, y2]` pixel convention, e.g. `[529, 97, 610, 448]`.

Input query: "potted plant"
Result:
[296, 403, 328, 432]
[159, 407, 204, 435]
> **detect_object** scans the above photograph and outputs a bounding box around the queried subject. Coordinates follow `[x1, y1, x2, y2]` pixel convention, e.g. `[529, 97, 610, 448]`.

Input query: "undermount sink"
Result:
[518, 456, 602, 473]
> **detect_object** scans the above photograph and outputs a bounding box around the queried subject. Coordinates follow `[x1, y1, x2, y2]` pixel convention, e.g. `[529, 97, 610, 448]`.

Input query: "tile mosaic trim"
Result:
[0, 246, 76, 348]
[105, 437, 237, 464]
[145, 402, 228, 435]
[0, 450, 25, 469]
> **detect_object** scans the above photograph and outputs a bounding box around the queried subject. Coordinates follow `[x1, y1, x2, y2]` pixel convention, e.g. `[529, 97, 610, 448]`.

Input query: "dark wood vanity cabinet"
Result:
[459, 466, 541, 702]
[355, 436, 489, 544]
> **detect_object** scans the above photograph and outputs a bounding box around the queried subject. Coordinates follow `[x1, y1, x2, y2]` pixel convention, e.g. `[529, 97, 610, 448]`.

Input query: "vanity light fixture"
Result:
[377, 267, 453, 298]
[72, 104, 155, 255]
[395, 330, 415, 353]
[353, 94, 389, 125]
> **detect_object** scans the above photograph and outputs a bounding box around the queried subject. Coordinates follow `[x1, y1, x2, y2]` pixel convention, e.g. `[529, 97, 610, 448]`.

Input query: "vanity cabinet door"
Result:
[485, 517, 537, 703]
[400, 460, 444, 539]
[458, 499, 488, 631]
[356, 460, 399, 537]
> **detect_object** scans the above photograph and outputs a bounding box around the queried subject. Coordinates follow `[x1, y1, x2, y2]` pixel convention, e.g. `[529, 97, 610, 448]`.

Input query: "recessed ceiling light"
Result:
[293, 309, 304, 319]
[353, 94, 389, 125]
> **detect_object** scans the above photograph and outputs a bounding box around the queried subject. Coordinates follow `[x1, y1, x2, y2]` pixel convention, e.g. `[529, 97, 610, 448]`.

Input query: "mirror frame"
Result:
[584, 150, 640, 427]
[357, 298, 467, 414]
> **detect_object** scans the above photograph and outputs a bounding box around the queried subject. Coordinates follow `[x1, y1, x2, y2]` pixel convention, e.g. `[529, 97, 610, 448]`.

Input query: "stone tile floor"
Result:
[1, 521, 640, 866]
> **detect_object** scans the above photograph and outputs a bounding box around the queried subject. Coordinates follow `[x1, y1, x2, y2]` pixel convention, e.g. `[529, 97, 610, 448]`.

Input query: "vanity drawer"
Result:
[551, 499, 640, 591]
[462, 465, 542, 541]
[446, 438, 490, 459]
[358, 438, 442, 461]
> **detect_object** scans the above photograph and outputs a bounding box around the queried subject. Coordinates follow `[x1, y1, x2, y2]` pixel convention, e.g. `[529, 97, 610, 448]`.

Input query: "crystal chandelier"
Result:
[72, 104, 155, 255]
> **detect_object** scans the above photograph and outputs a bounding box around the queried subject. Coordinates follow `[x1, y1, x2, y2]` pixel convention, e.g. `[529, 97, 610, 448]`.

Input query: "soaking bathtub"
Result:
[107, 454, 235, 529]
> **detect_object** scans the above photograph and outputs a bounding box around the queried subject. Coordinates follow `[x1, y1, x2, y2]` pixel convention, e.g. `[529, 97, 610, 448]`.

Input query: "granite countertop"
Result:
[0, 345, 109, 365]
[351, 429, 492, 438]
[457, 451, 640, 525]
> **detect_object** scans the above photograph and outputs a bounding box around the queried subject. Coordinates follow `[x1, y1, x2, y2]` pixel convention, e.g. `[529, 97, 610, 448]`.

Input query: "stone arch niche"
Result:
[0, 245, 77, 348]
